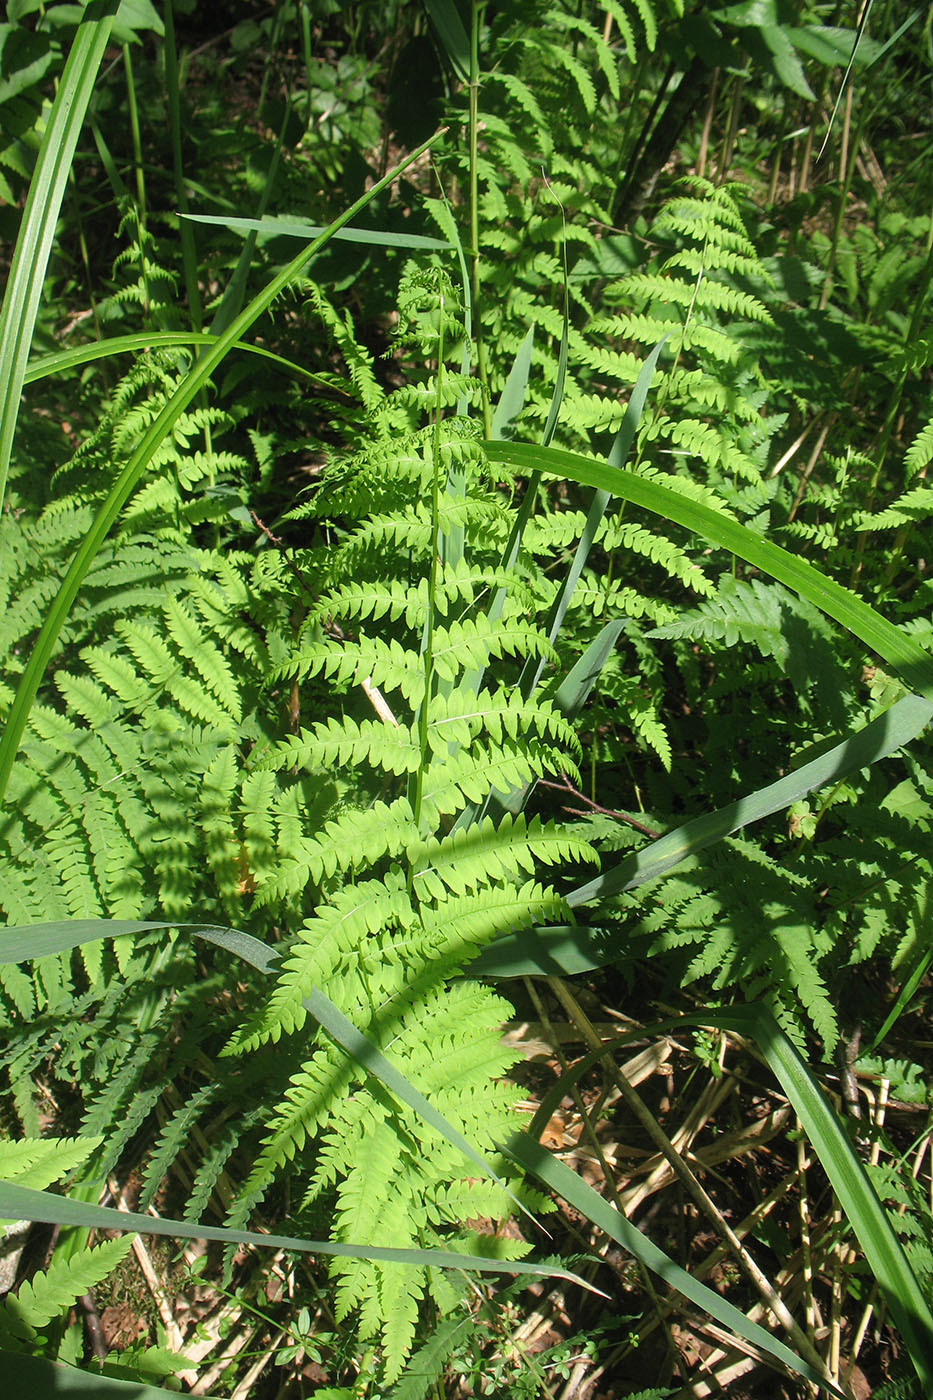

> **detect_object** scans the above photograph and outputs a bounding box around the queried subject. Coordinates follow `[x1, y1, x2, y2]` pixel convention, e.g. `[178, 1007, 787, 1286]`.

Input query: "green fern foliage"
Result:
[205, 276, 592, 1374]
[1, 1235, 135, 1347]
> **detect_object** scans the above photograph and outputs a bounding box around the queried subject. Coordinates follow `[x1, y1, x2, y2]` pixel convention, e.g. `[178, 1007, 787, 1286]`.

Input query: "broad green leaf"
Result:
[0, 23, 55, 104]
[788, 24, 883, 67]
[181, 212, 453, 251]
[711, 0, 778, 24]
[0, 1, 118, 513]
[756, 25, 815, 99]
[113, 0, 164, 41]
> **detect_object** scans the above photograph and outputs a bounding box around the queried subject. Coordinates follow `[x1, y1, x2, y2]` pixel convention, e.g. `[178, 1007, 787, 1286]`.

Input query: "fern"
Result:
[187, 275, 595, 1376]
[0, 1133, 103, 1195]
[0, 1235, 135, 1347]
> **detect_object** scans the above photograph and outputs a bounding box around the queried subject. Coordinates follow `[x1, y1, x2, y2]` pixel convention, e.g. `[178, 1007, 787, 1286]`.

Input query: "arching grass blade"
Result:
[0, 129, 448, 811]
[709, 1005, 933, 1394]
[0, 1179, 584, 1285]
[504, 1133, 842, 1396]
[24, 332, 336, 389]
[473, 691, 932, 976]
[0, 1, 119, 514]
[484, 440, 933, 701]
[0, 916, 525, 1214]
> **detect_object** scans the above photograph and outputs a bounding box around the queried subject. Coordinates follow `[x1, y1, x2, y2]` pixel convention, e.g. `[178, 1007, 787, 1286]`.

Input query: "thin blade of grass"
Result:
[0, 128, 447, 811]
[206, 100, 289, 338]
[484, 440, 933, 701]
[0, 1180, 585, 1285]
[488, 178, 571, 583]
[0, 916, 526, 1216]
[496, 619, 627, 818]
[456, 217, 572, 725]
[490, 323, 535, 439]
[818, 0, 873, 159]
[550, 617, 628, 714]
[532, 336, 668, 677]
[503, 1133, 842, 1396]
[424, 0, 471, 82]
[0, 0, 119, 514]
[708, 1005, 933, 1393]
[182, 213, 453, 250]
[540, 181, 570, 452]
[24, 332, 339, 389]
[472, 691, 932, 976]
[869, 944, 933, 1051]
[568, 690, 933, 907]
[164, 0, 203, 333]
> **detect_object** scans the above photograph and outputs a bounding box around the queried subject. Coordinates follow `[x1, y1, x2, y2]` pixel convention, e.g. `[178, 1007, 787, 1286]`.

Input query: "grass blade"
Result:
[549, 618, 628, 715]
[532, 335, 668, 677]
[24, 332, 339, 389]
[490, 323, 535, 439]
[709, 1005, 933, 1393]
[471, 922, 611, 978]
[424, 0, 470, 82]
[0, 0, 119, 513]
[568, 690, 933, 907]
[0, 128, 447, 811]
[0, 1180, 585, 1285]
[869, 944, 933, 1051]
[0, 916, 525, 1215]
[504, 1133, 842, 1395]
[473, 692, 932, 976]
[484, 440, 933, 701]
[495, 619, 627, 819]
[818, 0, 873, 159]
[181, 213, 453, 250]
[0, 1351, 208, 1399]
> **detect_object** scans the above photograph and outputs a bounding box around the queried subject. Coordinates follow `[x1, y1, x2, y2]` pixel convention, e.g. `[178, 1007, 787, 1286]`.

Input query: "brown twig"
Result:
[79, 1291, 107, 1363]
[249, 510, 316, 601]
[536, 774, 660, 838]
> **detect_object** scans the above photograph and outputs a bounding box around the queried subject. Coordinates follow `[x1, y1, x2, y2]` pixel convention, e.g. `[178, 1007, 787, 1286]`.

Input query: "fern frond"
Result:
[1, 1235, 135, 1336]
[0, 1134, 104, 1191]
[253, 798, 417, 904]
[410, 813, 598, 899]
